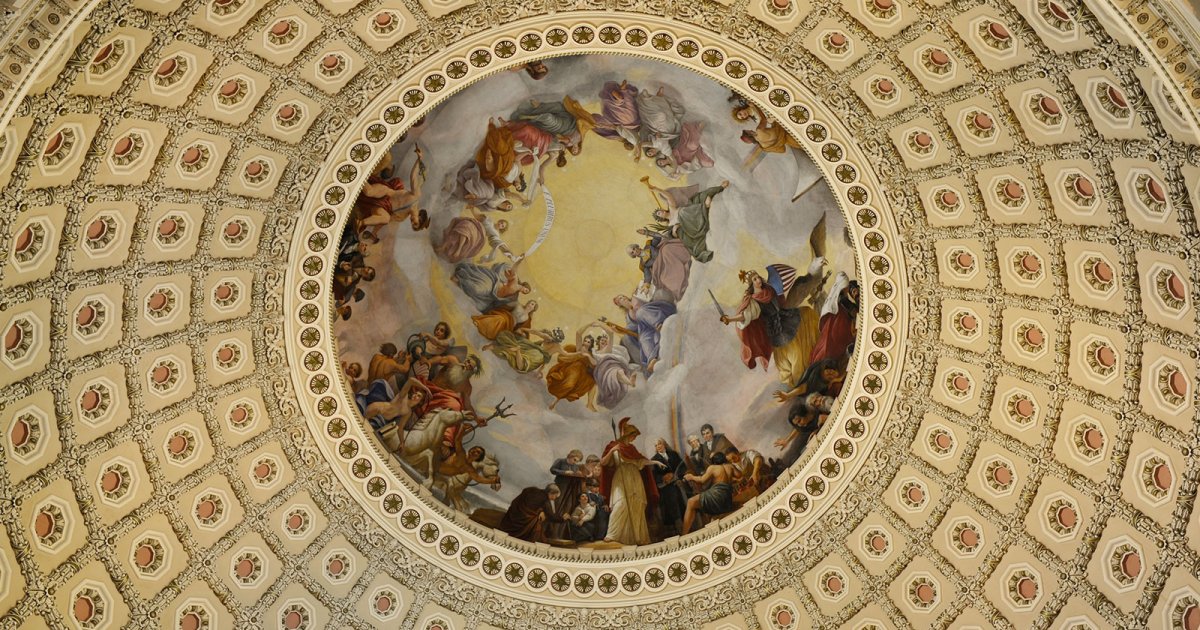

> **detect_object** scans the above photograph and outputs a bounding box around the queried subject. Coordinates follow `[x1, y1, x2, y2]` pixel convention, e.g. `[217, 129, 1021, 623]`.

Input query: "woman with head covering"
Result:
[599, 418, 664, 545]
[594, 80, 641, 149]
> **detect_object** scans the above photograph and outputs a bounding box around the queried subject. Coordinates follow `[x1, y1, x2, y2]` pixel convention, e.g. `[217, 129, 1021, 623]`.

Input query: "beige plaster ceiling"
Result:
[0, 0, 1199, 627]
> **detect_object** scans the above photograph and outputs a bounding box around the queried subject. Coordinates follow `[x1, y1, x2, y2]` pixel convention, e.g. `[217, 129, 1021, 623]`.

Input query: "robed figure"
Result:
[719, 218, 832, 387]
[809, 272, 860, 365]
[670, 185, 726, 263]
[499, 484, 566, 543]
[634, 229, 692, 303]
[547, 450, 587, 538]
[475, 120, 519, 190]
[599, 418, 661, 545]
[604, 294, 676, 374]
[646, 181, 728, 264]
[594, 80, 641, 147]
[452, 261, 522, 314]
[721, 265, 819, 387]
[651, 439, 687, 536]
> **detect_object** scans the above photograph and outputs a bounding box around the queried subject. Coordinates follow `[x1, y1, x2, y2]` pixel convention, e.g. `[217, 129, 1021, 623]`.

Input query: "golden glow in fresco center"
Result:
[333, 54, 860, 548]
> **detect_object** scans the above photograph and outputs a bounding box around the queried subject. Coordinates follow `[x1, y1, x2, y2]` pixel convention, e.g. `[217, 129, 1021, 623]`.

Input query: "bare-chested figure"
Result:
[355, 146, 430, 243]
[681, 452, 740, 534]
[431, 354, 481, 413]
[438, 433, 501, 489]
[341, 361, 365, 393]
[365, 378, 430, 439]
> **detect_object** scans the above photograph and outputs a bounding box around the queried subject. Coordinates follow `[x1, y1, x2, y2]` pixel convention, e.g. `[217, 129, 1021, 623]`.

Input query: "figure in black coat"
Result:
[499, 484, 565, 543]
[651, 438, 688, 536]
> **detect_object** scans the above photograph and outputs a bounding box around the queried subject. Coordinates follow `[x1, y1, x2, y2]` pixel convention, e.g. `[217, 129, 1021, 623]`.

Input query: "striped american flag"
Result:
[766, 264, 798, 296]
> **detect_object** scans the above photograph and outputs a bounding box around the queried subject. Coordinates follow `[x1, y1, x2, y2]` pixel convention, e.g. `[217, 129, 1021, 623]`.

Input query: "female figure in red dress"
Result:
[720, 268, 820, 387]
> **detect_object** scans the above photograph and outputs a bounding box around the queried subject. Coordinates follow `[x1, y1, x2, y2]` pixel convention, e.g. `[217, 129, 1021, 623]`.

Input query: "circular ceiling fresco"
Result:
[332, 54, 857, 547]
[288, 24, 907, 606]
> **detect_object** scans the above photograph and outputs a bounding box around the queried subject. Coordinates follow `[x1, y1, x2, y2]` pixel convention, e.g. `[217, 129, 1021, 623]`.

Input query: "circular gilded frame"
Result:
[284, 13, 908, 606]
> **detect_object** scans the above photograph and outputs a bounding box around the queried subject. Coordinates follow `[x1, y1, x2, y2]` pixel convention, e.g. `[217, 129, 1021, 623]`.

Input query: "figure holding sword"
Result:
[708, 260, 828, 387]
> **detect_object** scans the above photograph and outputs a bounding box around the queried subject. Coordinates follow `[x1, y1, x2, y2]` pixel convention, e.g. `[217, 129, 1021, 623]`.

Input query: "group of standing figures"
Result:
[499, 418, 786, 545]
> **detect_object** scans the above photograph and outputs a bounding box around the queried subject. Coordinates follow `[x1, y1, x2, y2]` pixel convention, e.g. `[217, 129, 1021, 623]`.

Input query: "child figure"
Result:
[582, 454, 601, 479]
[570, 493, 597, 542]
[341, 361, 366, 393]
[584, 477, 609, 541]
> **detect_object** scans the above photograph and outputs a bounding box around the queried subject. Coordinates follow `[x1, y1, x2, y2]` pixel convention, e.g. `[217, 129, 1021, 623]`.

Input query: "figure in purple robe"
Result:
[602, 294, 677, 374]
[594, 80, 641, 148]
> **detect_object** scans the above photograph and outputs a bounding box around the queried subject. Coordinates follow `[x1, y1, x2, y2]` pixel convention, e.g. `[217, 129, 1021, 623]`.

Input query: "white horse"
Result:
[399, 408, 470, 486]
[434, 454, 501, 512]
[398, 399, 514, 488]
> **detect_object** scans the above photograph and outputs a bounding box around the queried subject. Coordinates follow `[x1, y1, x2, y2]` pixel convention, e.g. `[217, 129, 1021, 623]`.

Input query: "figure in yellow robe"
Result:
[545, 331, 598, 411]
